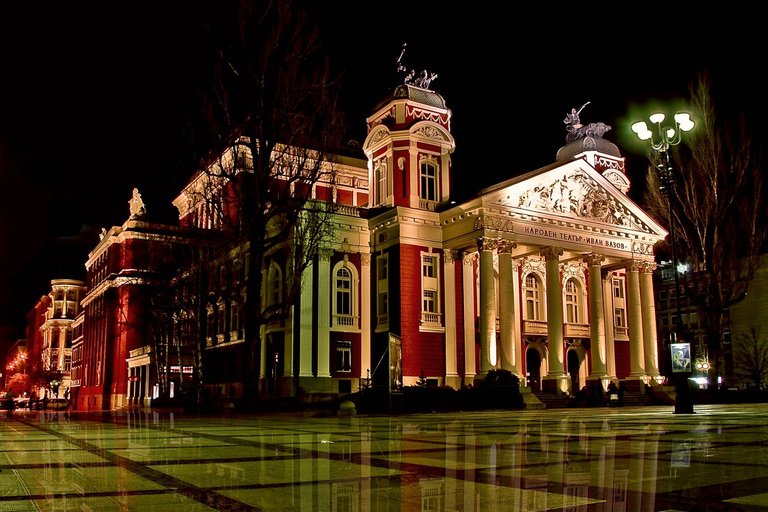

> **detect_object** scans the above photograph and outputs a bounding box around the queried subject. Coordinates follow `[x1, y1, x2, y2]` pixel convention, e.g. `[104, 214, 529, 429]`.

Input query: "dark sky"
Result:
[0, 2, 764, 343]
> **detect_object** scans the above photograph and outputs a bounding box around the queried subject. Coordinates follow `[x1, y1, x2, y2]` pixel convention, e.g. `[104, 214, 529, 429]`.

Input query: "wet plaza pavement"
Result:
[1, 404, 768, 511]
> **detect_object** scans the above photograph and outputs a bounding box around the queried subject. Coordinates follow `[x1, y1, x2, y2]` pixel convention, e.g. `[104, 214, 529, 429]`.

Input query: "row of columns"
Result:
[262, 250, 372, 385]
[448, 238, 660, 392]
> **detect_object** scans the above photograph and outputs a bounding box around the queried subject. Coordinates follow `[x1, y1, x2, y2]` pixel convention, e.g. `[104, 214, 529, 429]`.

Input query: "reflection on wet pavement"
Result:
[1, 404, 768, 511]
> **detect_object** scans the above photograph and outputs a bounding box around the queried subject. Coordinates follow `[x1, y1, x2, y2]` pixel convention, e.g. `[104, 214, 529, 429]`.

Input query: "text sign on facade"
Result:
[522, 226, 631, 252]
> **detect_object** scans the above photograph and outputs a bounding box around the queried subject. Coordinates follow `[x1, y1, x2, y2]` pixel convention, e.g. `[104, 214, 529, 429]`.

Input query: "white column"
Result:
[512, 258, 523, 379]
[317, 250, 332, 378]
[498, 241, 519, 376]
[360, 253, 372, 383]
[542, 247, 567, 393]
[259, 263, 268, 381]
[462, 252, 477, 381]
[443, 249, 460, 386]
[626, 260, 646, 380]
[478, 238, 496, 375]
[602, 271, 617, 379]
[284, 305, 294, 378]
[640, 262, 660, 382]
[299, 260, 314, 377]
[585, 253, 608, 380]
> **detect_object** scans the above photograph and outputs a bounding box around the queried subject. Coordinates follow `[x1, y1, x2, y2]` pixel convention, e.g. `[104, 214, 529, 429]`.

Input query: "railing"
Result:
[333, 314, 359, 329]
[333, 204, 362, 217]
[419, 199, 438, 211]
[614, 326, 629, 339]
[420, 311, 442, 326]
[564, 322, 590, 337]
[377, 313, 389, 328]
[522, 319, 548, 335]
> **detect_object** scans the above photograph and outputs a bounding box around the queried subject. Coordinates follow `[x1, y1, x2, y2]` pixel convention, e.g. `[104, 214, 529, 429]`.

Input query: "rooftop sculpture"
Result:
[564, 102, 611, 143]
[396, 43, 438, 90]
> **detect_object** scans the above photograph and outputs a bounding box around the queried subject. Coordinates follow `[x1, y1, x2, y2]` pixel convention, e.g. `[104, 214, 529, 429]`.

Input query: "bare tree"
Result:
[643, 74, 767, 382]
[732, 327, 768, 388]
[180, 0, 345, 404]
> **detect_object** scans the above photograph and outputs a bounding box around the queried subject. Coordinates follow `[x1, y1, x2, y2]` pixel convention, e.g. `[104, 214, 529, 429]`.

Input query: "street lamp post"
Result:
[632, 112, 696, 414]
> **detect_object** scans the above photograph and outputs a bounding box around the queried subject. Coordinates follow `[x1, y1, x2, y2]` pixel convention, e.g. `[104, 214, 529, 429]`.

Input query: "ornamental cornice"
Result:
[473, 213, 515, 234]
[520, 256, 546, 276]
[561, 261, 586, 282]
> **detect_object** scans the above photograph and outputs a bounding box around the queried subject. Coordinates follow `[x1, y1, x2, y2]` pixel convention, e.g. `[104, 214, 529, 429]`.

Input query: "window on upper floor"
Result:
[613, 278, 624, 299]
[375, 159, 387, 206]
[615, 307, 626, 328]
[421, 253, 441, 325]
[524, 274, 543, 321]
[420, 161, 437, 202]
[333, 262, 359, 329]
[267, 262, 283, 307]
[564, 279, 581, 324]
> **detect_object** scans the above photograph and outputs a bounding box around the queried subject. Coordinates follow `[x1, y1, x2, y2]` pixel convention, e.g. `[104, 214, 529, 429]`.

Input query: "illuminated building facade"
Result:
[67, 83, 670, 409]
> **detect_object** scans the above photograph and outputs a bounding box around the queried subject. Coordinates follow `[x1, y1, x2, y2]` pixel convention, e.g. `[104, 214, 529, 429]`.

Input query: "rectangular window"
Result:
[421, 253, 440, 325]
[614, 308, 626, 327]
[613, 278, 624, 299]
[420, 162, 437, 202]
[337, 341, 352, 372]
[377, 254, 389, 327]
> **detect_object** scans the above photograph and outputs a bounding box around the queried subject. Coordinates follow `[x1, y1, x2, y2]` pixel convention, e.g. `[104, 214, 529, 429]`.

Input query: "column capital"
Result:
[360, 253, 371, 266]
[498, 240, 518, 254]
[443, 248, 458, 263]
[540, 246, 564, 261]
[319, 248, 334, 260]
[462, 251, 477, 266]
[476, 236, 500, 252]
[583, 253, 605, 267]
[626, 259, 644, 272]
[639, 261, 657, 274]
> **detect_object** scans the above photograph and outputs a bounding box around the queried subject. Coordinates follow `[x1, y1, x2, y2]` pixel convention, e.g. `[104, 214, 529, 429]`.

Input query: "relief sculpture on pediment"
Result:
[517, 169, 646, 231]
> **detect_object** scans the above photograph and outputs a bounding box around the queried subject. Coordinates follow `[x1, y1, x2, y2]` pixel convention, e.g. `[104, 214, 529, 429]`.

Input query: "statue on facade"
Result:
[564, 102, 611, 143]
[128, 188, 146, 219]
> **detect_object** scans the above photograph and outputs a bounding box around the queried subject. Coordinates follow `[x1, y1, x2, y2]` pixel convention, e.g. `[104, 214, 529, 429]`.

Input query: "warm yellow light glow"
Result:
[649, 113, 666, 124]
[631, 121, 648, 134]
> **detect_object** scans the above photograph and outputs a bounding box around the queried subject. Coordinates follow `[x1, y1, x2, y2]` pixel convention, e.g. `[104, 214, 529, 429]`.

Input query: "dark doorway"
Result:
[526, 348, 541, 392]
[568, 350, 580, 395]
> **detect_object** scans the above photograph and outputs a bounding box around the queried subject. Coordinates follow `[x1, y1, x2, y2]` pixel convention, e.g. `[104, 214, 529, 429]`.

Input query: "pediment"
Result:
[486, 159, 666, 239]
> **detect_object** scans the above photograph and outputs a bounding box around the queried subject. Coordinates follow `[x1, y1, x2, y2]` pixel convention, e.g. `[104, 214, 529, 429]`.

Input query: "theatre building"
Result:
[170, 81, 668, 402]
[73, 79, 670, 409]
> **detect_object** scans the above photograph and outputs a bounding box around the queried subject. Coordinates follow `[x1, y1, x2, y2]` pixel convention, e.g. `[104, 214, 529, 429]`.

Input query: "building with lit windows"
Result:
[70, 81, 672, 409]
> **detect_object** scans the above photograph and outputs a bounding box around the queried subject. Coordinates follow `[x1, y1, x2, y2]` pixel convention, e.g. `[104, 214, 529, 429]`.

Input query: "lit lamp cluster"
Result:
[631, 110, 696, 414]
[7, 353, 27, 375]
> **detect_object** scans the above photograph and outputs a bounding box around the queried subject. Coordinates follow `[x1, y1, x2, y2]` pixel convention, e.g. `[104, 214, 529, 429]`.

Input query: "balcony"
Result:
[376, 313, 389, 330]
[333, 314, 359, 329]
[420, 311, 442, 326]
[614, 325, 629, 339]
[522, 319, 548, 335]
[564, 322, 590, 338]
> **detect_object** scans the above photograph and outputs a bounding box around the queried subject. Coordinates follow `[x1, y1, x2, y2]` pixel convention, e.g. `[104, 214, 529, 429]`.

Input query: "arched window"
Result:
[565, 279, 581, 323]
[333, 262, 358, 328]
[524, 274, 542, 320]
[267, 262, 283, 306]
[420, 160, 437, 202]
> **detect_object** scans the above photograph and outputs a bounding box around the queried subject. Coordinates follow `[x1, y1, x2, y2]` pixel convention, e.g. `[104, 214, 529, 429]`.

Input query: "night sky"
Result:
[0, 2, 764, 344]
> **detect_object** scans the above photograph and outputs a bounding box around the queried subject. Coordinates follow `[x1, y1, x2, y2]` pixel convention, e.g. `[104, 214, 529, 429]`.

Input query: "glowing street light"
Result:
[632, 110, 695, 414]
